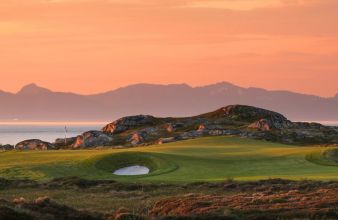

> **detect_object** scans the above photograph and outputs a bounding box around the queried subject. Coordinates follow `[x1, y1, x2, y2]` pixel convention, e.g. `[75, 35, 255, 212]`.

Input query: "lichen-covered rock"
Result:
[248, 119, 272, 131]
[102, 115, 159, 134]
[129, 132, 145, 146]
[158, 137, 177, 144]
[72, 131, 113, 149]
[0, 144, 14, 151]
[197, 124, 206, 132]
[94, 105, 338, 146]
[202, 105, 288, 123]
[208, 130, 225, 136]
[15, 139, 55, 150]
[180, 131, 203, 140]
[54, 137, 77, 147]
[165, 123, 174, 132]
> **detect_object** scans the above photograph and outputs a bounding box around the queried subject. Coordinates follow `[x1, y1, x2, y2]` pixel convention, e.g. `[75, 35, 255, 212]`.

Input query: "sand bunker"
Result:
[113, 165, 150, 176]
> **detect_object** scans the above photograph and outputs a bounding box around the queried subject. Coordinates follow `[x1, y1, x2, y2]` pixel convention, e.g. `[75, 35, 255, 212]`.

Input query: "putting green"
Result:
[0, 136, 337, 182]
[306, 148, 338, 167]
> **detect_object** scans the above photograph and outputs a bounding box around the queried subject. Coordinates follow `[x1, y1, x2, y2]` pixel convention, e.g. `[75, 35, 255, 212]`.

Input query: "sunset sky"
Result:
[0, 0, 337, 97]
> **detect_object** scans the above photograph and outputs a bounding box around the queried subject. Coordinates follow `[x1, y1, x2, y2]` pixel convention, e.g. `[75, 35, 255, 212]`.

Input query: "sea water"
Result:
[0, 123, 106, 145]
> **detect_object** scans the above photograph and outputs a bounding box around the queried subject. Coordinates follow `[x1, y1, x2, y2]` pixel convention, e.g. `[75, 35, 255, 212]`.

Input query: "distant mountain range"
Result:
[0, 82, 337, 122]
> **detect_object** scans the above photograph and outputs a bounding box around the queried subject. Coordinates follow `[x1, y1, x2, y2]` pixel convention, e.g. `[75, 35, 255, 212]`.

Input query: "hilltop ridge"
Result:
[7, 105, 337, 150]
[0, 82, 337, 121]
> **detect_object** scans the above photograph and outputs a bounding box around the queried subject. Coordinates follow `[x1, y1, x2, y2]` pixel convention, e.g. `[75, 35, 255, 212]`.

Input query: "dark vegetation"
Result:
[0, 177, 337, 220]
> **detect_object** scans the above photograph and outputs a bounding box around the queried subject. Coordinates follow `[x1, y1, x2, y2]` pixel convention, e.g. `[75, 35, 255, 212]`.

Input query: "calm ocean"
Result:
[0, 123, 106, 145]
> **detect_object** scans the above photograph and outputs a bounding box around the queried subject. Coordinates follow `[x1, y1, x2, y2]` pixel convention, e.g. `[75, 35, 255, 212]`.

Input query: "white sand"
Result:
[113, 165, 150, 176]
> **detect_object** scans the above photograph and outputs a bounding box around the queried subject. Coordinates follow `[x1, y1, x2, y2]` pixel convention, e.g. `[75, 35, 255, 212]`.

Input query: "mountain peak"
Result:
[17, 83, 51, 95]
[199, 81, 240, 89]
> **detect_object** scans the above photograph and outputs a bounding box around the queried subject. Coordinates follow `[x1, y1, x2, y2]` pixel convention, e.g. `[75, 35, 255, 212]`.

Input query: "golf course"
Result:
[1, 136, 337, 182]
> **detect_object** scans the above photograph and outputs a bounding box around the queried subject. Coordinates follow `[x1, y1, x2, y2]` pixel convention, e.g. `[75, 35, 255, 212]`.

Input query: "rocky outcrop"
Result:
[98, 105, 337, 146]
[201, 105, 288, 123]
[158, 137, 177, 144]
[180, 131, 203, 140]
[197, 124, 206, 132]
[102, 115, 159, 134]
[164, 123, 184, 132]
[72, 131, 113, 149]
[129, 132, 145, 146]
[165, 123, 174, 132]
[0, 144, 14, 151]
[54, 137, 77, 148]
[248, 117, 292, 131]
[248, 119, 272, 131]
[15, 139, 55, 150]
[13, 105, 337, 150]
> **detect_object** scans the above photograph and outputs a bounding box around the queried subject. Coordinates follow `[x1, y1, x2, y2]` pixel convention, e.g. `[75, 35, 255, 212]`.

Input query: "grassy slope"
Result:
[0, 136, 337, 182]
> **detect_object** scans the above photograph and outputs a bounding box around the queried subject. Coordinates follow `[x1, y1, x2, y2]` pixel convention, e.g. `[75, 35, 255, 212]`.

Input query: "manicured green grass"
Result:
[306, 148, 338, 167]
[0, 136, 337, 182]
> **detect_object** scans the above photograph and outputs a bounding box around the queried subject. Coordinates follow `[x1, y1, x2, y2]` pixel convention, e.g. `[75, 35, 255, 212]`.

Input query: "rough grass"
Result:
[0, 177, 337, 217]
[0, 136, 337, 182]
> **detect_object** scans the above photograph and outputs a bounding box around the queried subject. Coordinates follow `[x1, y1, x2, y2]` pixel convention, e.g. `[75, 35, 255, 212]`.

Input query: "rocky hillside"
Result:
[7, 105, 338, 150]
[99, 105, 337, 147]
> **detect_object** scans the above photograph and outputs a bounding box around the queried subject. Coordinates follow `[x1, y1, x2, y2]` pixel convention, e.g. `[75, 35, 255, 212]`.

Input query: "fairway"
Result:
[0, 136, 337, 182]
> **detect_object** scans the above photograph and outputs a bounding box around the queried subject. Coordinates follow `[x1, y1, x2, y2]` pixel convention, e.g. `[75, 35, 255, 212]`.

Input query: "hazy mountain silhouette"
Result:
[0, 82, 336, 122]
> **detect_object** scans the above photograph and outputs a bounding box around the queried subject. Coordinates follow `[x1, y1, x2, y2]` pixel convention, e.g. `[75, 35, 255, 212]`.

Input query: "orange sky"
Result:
[0, 0, 337, 97]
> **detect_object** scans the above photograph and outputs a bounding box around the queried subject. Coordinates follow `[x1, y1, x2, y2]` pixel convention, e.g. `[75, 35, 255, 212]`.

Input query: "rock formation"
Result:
[15, 139, 55, 150]
[72, 131, 113, 149]
[0, 144, 14, 151]
[13, 105, 338, 150]
[100, 105, 337, 146]
[54, 137, 77, 148]
[102, 115, 159, 134]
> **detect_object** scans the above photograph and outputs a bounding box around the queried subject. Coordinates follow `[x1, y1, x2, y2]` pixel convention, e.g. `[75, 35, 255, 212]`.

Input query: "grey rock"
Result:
[15, 139, 55, 150]
[72, 131, 113, 148]
[54, 137, 77, 147]
[129, 132, 145, 146]
[248, 119, 272, 131]
[158, 137, 177, 144]
[0, 144, 14, 150]
[165, 123, 174, 132]
[102, 115, 159, 134]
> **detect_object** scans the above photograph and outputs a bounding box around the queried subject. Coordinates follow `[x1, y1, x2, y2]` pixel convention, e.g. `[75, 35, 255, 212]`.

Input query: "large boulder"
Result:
[72, 131, 113, 149]
[102, 115, 159, 134]
[248, 119, 272, 131]
[129, 132, 145, 146]
[164, 123, 184, 132]
[0, 144, 14, 151]
[165, 123, 174, 132]
[157, 137, 177, 144]
[54, 137, 77, 148]
[15, 139, 55, 150]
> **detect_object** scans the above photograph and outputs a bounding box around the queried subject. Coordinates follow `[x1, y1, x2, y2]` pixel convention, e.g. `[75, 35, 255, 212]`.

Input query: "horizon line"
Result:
[0, 121, 108, 126]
